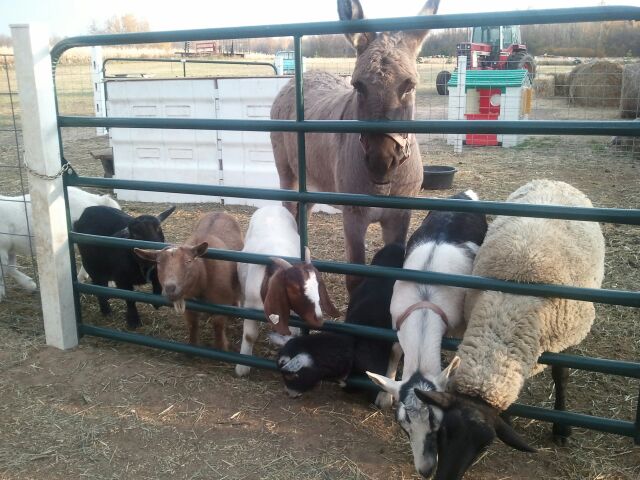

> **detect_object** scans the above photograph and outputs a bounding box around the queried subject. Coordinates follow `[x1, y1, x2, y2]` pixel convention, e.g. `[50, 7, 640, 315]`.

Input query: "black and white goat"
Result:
[74, 205, 175, 328]
[367, 190, 488, 479]
[276, 243, 405, 398]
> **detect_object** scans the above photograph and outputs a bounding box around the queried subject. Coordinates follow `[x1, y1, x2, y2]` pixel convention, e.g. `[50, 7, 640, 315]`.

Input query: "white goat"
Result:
[0, 187, 120, 301]
[235, 205, 339, 377]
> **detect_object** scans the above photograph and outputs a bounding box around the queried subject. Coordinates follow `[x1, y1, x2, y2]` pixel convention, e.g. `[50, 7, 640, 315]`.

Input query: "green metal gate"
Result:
[49, 6, 640, 444]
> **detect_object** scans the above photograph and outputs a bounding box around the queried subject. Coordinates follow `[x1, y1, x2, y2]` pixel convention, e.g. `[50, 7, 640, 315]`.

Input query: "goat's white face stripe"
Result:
[304, 271, 322, 317]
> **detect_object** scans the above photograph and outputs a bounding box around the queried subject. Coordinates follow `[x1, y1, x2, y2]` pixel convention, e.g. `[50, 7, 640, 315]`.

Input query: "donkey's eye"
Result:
[353, 81, 366, 96]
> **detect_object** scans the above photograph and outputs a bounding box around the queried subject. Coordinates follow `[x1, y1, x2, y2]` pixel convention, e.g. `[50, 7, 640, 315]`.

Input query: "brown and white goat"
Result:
[235, 205, 340, 377]
[270, 0, 441, 293]
[135, 212, 243, 350]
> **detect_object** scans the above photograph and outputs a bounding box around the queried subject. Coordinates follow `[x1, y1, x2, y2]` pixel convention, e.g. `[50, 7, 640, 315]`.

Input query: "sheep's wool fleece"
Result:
[457, 180, 605, 411]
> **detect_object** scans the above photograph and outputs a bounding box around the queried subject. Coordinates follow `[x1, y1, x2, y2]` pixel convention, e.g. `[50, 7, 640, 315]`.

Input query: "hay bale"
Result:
[552, 72, 571, 97]
[620, 62, 640, 119]
[568, 60, 623, 107]
[533, 74, 555, 97]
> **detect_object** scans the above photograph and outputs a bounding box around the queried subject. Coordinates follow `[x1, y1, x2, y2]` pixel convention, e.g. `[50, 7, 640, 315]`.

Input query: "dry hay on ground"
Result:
[568, 60, 623, 107]
[552, 72, 571, 98]
[533, 74, 554, 98]
[620, 62, 640, 119]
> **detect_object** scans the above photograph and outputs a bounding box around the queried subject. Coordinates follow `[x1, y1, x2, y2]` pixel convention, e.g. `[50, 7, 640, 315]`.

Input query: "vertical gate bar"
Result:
[294, 35, 307, 260]
[50, 40, 85, 335]
[635, 386, 640, 445]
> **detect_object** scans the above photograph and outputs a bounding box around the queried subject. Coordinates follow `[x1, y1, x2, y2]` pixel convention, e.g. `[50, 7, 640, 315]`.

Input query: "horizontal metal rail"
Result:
[58, 116, 640, 137]
[76, 283, 640, 379]
[102, 56, 278, 76]
[70, 232, 640, 308]
[51, 6, 640, 61]
[66, 175, 640, 226]
[79, 323, 637, 438]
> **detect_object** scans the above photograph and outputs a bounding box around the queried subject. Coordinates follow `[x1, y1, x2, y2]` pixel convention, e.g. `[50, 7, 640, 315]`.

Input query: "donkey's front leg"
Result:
[380, 208, 412, 246]
[343, 208, 369, 294]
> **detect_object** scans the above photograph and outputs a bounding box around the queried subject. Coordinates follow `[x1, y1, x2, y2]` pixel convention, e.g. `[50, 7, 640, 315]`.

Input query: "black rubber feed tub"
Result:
[422, 165, 457, 190]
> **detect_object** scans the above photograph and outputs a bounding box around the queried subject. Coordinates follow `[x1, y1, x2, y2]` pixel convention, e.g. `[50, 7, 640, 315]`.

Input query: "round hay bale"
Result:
[533, 74, 555, 97]
[620, 62, 640, 119]
[568, 60, 623, 107]
[552, 72, 571, 98]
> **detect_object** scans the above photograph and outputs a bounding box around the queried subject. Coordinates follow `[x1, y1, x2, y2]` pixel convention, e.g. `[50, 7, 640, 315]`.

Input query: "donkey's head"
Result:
[338, 0, 439, 185]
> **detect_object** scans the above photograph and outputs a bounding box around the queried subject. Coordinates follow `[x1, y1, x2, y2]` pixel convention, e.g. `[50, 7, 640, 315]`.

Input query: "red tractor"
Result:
[436, 25, 536, 95]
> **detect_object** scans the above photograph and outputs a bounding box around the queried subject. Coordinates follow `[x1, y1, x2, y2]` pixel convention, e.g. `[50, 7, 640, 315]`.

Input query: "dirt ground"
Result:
[1, 61, 639, 479]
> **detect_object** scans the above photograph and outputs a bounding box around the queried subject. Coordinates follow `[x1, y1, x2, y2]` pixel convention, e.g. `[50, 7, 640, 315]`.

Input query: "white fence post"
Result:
[91, 46, 107, 136]
[454, 55, 467, 154]
[11, 23, 78, 350]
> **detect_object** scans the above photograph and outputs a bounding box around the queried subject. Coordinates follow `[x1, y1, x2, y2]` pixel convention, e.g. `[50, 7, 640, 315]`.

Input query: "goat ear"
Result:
[281, 353, 314, 373]
[414, 389, 455, 410]
[495, 416, 537, 453]
[317, 272, 341, 318]
[366, 372, 401, 400]
[264, 269, 292, 336]
[401, 0, 440, 55]
[337, 0, 376, 55]
[192, 242, 209, 258]
[156, 206, 176, 223]
[434, 356, 461, 390]
[134, 248, 159, 262]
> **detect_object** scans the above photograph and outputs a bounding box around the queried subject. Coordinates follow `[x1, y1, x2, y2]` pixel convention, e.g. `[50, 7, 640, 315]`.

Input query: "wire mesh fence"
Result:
[0, 53, 41, 322]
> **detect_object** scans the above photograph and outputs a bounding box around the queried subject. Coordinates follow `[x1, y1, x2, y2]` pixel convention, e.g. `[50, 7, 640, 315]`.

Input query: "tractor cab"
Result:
[457, 25, 530, 72]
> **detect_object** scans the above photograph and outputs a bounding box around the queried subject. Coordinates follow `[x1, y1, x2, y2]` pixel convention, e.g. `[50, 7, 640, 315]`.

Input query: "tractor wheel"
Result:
[436, 70, 451, 96]
[506, 51, 536, 81]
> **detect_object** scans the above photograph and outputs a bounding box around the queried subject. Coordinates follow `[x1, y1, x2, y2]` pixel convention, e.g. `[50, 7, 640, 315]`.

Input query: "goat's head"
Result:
[125, 206, 175, 243]
[263, 247, 340, 336]
[414, 389, 536, 480]
[134, 241, 207, 312]
[338, 0, 439, 185]
[366, 357, 459, 479]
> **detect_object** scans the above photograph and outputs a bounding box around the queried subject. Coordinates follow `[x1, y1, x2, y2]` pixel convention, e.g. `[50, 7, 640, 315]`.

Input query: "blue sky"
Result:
[1, 0, 638, 37]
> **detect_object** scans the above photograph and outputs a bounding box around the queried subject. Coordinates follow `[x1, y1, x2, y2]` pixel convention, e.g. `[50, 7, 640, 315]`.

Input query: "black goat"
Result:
[74, 205, 175, 328]
[275, 243, 405, 397]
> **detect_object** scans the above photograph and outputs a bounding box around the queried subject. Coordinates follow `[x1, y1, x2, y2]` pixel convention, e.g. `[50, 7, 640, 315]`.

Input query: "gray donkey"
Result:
[271, 0, 440, 293]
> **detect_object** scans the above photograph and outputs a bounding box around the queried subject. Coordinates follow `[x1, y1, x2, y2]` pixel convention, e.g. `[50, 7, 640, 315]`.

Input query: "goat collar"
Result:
[385, 133, 413, 164]
[395, 300, 450, 331]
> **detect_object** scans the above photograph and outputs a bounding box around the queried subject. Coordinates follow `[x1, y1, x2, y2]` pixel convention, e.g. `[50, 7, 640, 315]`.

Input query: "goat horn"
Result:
[304, 247, 311, 264]
[270, 257, 293, 269]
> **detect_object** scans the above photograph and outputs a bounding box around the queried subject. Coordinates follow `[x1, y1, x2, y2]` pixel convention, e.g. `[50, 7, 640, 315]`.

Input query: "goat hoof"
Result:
[552, 425, 572, 446]
[126, 318, 141, 329]
[235, 364, 251, 377]
[375, 392, 394, 410]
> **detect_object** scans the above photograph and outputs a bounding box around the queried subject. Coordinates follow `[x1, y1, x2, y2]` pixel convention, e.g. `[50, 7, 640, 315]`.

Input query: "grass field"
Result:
[0, 52, 638, 479]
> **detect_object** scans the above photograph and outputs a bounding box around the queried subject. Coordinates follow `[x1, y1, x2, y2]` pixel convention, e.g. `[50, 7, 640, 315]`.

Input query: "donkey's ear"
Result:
[157, 206, 176, 223]
[402, 0, 441, 55]
[495, 416, 537, 453]
[366, 372, 401, 400]
[264, 269, 292, 336]
[134, 248, 159, 262]
[337, 0, 376, 54]
[191, 242, 209, 258]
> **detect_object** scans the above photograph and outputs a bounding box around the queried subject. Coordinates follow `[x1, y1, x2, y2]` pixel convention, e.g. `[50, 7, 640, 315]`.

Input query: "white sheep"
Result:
[0, 187, 120, 301]
[235, 205, 339, 377]
[414, 179, 605, 480]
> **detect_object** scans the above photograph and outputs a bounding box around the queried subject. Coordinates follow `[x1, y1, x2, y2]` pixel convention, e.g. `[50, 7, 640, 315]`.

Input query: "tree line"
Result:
[0, 17, 637, 58]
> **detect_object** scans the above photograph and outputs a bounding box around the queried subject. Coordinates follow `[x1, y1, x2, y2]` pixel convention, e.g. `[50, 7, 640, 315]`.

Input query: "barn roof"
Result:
[448, 69, 530, 87]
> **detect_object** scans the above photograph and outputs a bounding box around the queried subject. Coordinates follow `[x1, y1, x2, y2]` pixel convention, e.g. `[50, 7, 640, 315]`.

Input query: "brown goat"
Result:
[135, 213, 243, 350]
[270, 0, 440, 292]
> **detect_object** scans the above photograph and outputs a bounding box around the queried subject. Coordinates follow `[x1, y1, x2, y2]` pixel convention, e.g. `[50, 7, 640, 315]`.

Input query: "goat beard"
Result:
[173, 298, 186, 314]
